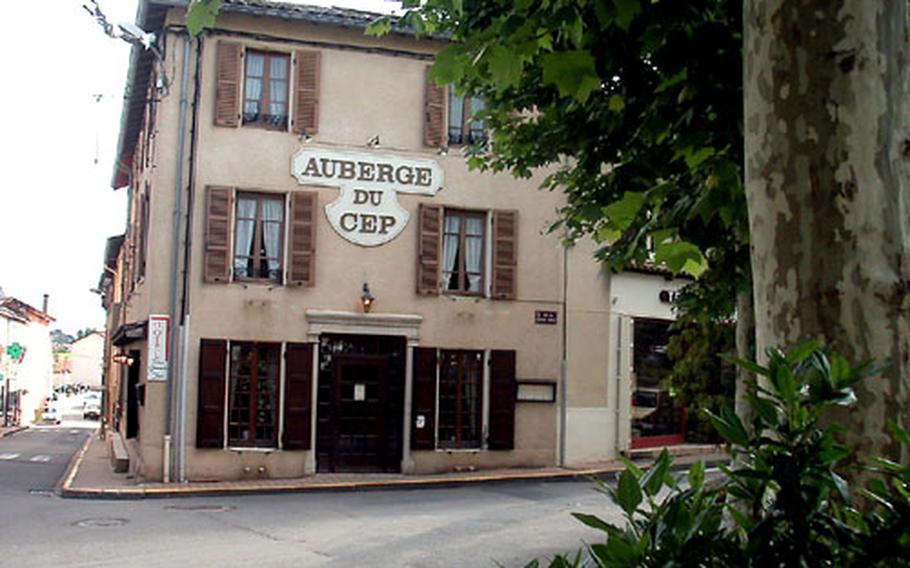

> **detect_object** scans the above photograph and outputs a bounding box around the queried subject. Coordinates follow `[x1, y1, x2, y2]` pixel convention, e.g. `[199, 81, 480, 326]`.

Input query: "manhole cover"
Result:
[73, 518, 129, 528]
[165, 504, 234, 513]
[28, 489, 55, 497]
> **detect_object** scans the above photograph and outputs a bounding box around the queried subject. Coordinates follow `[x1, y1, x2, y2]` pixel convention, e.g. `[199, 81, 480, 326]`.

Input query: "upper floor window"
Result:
[448, 92, 486, 146]
[442, 210, 485, 295]
[243, 51, 290, 129]
[205, 187, 316, 287]
[233, 193, 285, 282]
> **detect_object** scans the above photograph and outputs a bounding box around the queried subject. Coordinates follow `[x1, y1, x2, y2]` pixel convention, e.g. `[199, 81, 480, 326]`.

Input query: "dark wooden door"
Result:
[327, 354, 389, 472]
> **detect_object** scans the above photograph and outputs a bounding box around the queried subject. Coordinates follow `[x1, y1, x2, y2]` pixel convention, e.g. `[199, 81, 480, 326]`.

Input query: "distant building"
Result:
[0, 296, 54, 425]
[69, 331, 105, 389]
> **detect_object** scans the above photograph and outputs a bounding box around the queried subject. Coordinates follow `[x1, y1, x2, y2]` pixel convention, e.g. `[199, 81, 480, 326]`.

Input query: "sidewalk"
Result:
[0, 425, 27, 438]
[60, 432, 729, 500]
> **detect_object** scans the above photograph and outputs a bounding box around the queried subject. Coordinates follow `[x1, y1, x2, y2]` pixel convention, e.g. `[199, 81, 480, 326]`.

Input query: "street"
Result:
[0, 427, 623, 568]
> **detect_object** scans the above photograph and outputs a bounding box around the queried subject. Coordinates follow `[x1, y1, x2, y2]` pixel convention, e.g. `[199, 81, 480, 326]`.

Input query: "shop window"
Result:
[437, 350, 484, 449]
[447, 92, 486, 146]
[441, 210, 485, 295]
[227, 342, 280, 448]
[233, 192, 285, 282]
[242, 51, 290, 129]
[631, 318, 685, 447]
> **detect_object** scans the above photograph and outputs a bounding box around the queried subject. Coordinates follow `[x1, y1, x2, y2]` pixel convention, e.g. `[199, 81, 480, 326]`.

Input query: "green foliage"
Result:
[378, 0, 749, 314]
[665, 319, 735, 443]
[531, 344, 910, 567]
[186, 0, 224, 36]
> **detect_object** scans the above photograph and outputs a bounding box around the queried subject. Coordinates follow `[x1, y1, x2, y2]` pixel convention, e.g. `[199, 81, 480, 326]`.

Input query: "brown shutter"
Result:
[488, 349, 516, 450]
[204, 186, 233, 283]
[411, 347, 438, 450]
[215, 42, 242, 127]
[282, 343, 313, 450]
[417, 204, 442, 295]
[492, 210, 518, 299]
[293, 50, 321, 135]
[424, 67, 446, 147]
[288, 191, 317, 286]
[196, 339, 227, 449]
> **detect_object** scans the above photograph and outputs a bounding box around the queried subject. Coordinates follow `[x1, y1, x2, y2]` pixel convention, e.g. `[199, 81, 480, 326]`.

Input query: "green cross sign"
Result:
[6, 342, 24, 360]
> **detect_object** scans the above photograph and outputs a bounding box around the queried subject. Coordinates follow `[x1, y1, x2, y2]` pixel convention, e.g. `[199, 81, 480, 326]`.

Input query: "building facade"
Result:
[100, 0, 688, 482]
[0, 295, 54, 425]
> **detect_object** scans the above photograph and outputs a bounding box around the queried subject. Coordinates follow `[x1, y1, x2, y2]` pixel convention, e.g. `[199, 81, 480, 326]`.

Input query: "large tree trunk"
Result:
[744, 1, 910, 463]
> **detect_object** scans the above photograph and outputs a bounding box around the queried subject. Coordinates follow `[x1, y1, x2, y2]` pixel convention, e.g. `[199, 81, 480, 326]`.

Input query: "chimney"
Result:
[42, 294, 49, 314]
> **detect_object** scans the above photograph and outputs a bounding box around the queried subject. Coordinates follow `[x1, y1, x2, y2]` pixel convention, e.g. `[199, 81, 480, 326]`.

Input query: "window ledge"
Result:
[227, 446, 277, 453]
[436, 448, 483, 454]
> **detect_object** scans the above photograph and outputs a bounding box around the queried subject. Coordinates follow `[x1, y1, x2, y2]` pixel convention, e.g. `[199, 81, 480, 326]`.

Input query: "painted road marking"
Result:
[30, 455, 51, 463]
[0, 453, 21, 460]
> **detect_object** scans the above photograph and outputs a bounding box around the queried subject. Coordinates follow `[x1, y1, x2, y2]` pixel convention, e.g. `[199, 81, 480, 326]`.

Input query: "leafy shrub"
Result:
[528, 343, 910, 567]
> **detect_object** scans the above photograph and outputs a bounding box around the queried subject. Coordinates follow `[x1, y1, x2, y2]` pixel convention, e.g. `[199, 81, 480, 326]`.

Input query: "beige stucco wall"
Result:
[120, 9, 615, 481]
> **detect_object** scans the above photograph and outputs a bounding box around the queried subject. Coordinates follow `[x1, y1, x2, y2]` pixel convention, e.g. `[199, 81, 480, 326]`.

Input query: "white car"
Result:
[83, 400, 101, 420]
[42, 405, 60, 425]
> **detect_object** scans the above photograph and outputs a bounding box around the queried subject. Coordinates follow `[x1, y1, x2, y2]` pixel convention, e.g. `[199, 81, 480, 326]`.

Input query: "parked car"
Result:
[83, 401, 101, 420]
[42, 405, 60, 425]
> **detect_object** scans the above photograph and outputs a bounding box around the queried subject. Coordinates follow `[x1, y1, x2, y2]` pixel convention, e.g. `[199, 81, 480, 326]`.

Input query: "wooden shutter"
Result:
[282, 343, 313, 450]
[196, 339, 227, 449]
[492, 210, 518, 299]
[411, 347, 438, 450]
[424, 67, 446, 147]
[293, 50, 321, 135]
[215, 42, 242, 127]
[488, 349, 517, 450]
[204, 186, 233, 283]
[417, 204, 442, 295]
[288, 191, 317, 286]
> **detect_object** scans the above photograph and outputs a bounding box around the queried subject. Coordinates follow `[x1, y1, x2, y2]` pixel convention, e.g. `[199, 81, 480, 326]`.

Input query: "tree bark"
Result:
[744, 0, 910, 462]
[735, 278, 755, 429]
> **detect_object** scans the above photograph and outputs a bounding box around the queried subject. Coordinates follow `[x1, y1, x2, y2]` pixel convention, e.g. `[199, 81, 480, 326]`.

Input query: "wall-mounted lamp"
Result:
[366, 135, 381, 148]
[361, 282, 375, 313]
[298, 130, 313, 143]
[437, 146, 449, 156]
[112, 352, 135, 366]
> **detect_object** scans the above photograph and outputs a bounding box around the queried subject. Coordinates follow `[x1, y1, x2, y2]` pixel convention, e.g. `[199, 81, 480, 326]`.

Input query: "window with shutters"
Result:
[228, 342, 280, 448]
[441, 210, 485, 295]
[447, 93, 487, 146]
[417, 205, 516, 299]
[233, 192, 285, 282]
[215, 42, 319, 133]
[242, 51, 290, 129]
[437, 350, 484, 449]
[205, 186, 316, 287]
[197, 339, 313, 451]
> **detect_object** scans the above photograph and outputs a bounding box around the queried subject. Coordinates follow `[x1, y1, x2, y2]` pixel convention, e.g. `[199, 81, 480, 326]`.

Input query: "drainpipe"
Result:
[166, 33, 192, 483]
[559, 244, 568, 467]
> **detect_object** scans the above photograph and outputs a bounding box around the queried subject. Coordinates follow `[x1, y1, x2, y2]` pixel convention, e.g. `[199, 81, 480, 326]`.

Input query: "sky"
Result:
[0, 0, 399, 335]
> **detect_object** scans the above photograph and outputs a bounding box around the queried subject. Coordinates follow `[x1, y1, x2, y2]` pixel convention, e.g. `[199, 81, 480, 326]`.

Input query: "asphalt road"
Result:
[0, 427, 624, 568]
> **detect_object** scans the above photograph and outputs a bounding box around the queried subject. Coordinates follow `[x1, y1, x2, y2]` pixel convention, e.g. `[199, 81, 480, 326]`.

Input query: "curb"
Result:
[58, 453, 730, 501]
[0, 426, 28, 438]
[57, 431, 95, 498]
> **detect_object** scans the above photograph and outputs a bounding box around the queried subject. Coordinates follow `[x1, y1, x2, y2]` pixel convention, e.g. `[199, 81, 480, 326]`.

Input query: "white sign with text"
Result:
[291, 148, 444, 247]
[147, 315, 170, 381]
